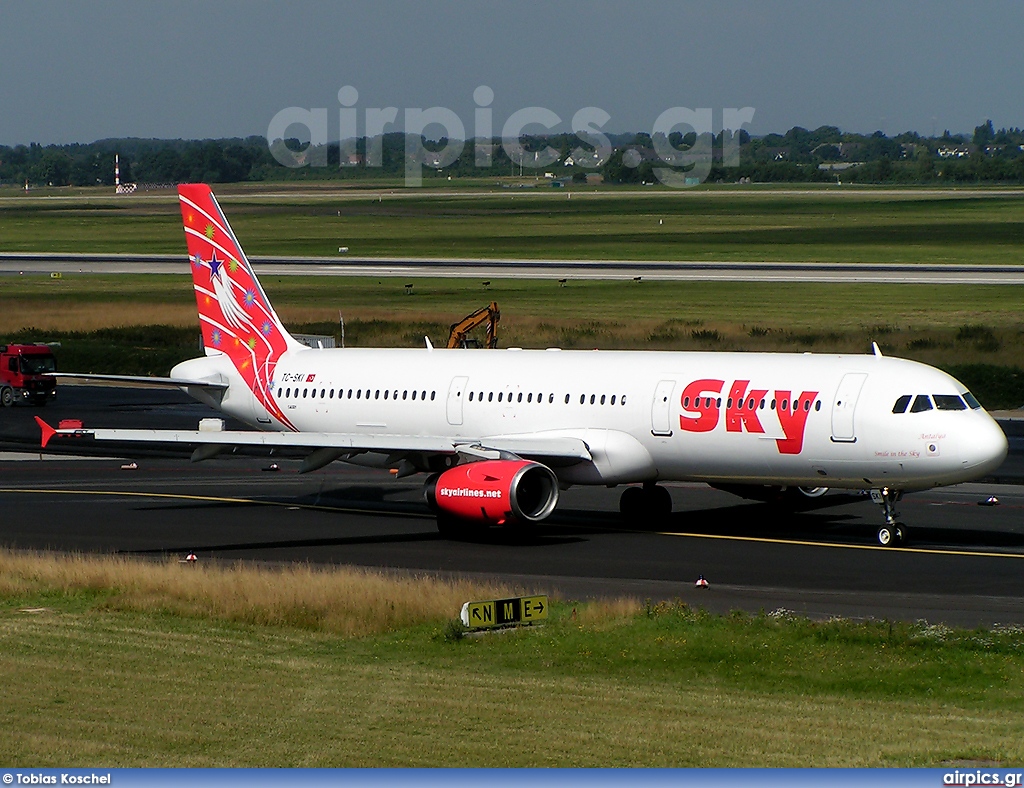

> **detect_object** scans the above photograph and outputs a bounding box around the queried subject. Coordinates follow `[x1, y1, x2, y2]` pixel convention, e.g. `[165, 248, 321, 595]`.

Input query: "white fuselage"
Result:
[176, 346, 1008, 492]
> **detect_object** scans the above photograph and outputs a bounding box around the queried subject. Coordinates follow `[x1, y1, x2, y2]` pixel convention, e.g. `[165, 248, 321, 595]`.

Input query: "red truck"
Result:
[0, 344, 57, 407]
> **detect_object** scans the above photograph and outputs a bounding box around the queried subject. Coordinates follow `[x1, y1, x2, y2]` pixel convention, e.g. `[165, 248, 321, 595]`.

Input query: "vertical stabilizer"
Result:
[178, 183, 301, 426]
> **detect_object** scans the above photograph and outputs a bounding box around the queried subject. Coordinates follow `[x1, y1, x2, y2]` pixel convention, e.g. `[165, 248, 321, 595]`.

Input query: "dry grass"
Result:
[571, 596, 642, 626]
[0, 302, 197, 332]
[0, 550, 507, 638]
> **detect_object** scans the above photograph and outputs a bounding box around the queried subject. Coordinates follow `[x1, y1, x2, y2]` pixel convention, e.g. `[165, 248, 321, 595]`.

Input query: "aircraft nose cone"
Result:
[961, 415, 1008, 476]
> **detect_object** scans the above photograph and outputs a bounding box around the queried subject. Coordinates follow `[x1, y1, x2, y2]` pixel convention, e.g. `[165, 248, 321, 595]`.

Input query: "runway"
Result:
[6, 252, 1024, 283]
[2, 386, 1024, 627]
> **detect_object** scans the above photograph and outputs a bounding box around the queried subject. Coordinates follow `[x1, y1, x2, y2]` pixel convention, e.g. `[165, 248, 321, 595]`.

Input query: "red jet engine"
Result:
[425, 459, 559, 525]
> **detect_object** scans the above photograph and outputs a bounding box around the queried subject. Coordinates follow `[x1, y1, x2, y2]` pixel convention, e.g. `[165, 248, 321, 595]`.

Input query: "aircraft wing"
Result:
[49, 373, 229, 391]
[34, 418, 593, 463]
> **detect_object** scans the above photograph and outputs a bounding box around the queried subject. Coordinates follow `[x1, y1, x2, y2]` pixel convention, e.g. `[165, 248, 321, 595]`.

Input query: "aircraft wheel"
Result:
[877, 525, 893, 547]
[619, 486, 645, 518]
[647, 484, 673, 517]
[894, 523, 907, 546]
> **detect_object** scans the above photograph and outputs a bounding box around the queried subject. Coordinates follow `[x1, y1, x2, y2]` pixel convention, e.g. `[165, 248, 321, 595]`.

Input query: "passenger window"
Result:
[564, 394, 570, 404]
[910, 395, 933, 413]
[964, 392, 982, 410]
[611, 395, 616, 405]
[933, 394, 967, 411]
[600, 395, 606, 405]
[488, 392, 493, 402]
[469, 392, 474, 402]
[518, 393, 523, 403]
[303, 388, 308, 398]
[622, 395, 627, 405]
[892, 395, 912, 414]
[430, 391, 436, 401]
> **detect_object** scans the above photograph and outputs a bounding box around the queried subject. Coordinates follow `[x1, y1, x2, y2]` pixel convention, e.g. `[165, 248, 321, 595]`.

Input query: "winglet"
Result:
[35, 416, 56, 449]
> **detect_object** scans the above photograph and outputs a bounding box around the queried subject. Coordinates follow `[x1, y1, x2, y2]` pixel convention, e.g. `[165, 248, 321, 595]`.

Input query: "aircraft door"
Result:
[831, 372, 867, 442]
[447, 376, 469, 426]
[651, 379, 675, 436]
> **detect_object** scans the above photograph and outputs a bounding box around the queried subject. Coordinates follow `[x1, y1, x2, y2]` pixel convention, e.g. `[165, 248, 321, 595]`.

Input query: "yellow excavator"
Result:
[447, 301, 500, 349]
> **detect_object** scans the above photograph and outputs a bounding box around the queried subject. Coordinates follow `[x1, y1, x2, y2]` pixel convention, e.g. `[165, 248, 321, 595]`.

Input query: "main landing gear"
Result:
[870, 487, 906, 547]
[619, 482, 672, 519]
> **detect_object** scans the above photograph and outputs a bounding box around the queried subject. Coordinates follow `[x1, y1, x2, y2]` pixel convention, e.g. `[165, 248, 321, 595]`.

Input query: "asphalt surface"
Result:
[2, 385, 1024, 627]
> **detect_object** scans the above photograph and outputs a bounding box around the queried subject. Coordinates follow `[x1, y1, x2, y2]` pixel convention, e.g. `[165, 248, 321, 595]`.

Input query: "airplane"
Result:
[36, 183, 1008, 547]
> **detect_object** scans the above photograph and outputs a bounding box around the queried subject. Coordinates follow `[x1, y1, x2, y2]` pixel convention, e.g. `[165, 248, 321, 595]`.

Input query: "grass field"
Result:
[2, 551, 1024, 767]
[3, 185, 1024, 264]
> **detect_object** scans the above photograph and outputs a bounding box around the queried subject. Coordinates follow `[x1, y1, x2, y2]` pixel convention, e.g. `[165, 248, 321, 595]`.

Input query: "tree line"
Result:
[4, 121, 1024, 187]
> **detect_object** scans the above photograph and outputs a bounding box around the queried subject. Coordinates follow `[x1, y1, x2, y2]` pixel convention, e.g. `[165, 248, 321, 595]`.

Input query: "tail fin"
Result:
[178, 184, 301, 422]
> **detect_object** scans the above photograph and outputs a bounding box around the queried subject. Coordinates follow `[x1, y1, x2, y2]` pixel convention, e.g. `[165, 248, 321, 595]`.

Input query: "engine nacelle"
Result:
[424, 459, 559, 525]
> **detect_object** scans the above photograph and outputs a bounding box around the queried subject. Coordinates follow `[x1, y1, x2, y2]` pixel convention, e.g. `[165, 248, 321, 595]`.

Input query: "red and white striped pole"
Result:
[114, 154, 120, 189]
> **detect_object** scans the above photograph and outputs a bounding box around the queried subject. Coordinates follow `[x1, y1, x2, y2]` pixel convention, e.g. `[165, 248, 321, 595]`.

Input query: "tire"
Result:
[877, 526, 893, 546]
[619, 486, 645, 518]
[0, 387, 13, 408]
[647, 484, 673, 517]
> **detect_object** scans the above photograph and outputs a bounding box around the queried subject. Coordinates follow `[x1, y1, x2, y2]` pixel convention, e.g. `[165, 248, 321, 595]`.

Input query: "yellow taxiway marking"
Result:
[0, 488, 401, 518]
[653, 528, 1024, 560]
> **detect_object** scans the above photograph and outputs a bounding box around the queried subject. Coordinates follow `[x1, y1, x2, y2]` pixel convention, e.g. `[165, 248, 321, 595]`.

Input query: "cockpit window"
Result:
[892, 395, 911, 414]
[909, 395, 933, 413]
[933, 394, 967, 411]
[963, 392, 982, 410]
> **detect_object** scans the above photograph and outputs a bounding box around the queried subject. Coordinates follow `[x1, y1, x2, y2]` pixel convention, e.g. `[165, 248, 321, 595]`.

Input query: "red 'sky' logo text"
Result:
[679, 378, 819, 455]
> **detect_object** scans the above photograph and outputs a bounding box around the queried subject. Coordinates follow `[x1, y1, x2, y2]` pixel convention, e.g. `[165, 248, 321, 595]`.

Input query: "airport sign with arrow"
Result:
[460, 595, 548, 629]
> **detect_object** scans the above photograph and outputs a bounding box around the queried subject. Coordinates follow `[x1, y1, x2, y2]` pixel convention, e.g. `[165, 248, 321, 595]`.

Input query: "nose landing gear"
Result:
[870, 487, 906, 546]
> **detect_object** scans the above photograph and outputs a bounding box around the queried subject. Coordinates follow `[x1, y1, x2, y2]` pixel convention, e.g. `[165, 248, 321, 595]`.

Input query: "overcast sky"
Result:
[2, 0, 1023, 146]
